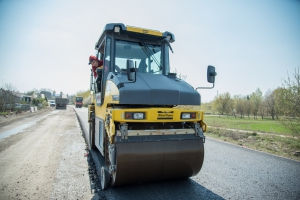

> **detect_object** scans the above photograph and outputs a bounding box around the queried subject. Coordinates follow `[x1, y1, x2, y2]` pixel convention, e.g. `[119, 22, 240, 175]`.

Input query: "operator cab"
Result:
[90, 23, 174, 99]
[90, 23, 216, 107]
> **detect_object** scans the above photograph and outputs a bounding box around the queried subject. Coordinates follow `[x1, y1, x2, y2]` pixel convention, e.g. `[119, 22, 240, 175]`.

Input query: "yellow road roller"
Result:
[88, 23, 217, 189]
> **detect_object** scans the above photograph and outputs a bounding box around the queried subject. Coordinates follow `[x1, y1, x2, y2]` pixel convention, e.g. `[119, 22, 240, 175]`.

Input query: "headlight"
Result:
[125, 112, 145, 119]
[181, 112, 196, 119]
[133, 113, 144, 119]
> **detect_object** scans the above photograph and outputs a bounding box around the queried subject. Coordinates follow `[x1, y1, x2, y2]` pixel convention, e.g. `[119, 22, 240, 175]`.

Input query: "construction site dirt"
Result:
[0, 107, 96, 199]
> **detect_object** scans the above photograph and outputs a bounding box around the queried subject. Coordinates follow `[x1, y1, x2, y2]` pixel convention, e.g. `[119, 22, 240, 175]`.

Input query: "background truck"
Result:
[48, 100, 56, 107]
[55, 97, 68, 109]
[75, 96, 83, 108]
[88, 23, 217, 189]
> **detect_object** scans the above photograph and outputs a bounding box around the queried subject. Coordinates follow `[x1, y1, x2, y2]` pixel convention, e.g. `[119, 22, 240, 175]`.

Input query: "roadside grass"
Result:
[204, 115, 291, 135]
[0, 112, 9, 116]
[203, 115, 299, 161]
[205, 128, 300, 161]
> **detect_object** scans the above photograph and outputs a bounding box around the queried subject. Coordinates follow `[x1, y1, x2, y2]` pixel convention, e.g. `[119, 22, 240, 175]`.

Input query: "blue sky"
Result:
[0, 0, 299, 102]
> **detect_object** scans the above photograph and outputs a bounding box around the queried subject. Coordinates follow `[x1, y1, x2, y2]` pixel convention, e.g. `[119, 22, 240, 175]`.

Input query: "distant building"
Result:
[0, 88, 24, 111]
[0, 88, 23, 104]
[22, 95, 31, 103]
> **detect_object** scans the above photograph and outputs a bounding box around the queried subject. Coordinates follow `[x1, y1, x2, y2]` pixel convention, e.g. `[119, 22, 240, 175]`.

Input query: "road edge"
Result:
[72, 107, 105, 192]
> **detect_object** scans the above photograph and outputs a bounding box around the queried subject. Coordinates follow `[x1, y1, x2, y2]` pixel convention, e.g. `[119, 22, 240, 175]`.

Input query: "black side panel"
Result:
[118, 73, 201, 105]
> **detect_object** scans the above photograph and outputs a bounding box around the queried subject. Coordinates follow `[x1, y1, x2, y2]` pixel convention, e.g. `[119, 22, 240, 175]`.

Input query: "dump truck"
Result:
[55, 97, 68, 109]
[75, 96, 83, 108]
[88, 23, 217, 189]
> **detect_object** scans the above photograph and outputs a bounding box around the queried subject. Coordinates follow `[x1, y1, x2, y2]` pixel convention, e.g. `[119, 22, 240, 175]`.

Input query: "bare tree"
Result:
[264, 89, 276, 120]
[279, 67, 300, 136]
[24, 88, 39, 96]
[232, 95, 240, 118]
[251, 88, 262, 119]
[213, 92, 233, 117]
[199, 101, 213, 114]
[245, 95, 252, 119]
[273, 87, 286, 119]
[235, 95, 245, 118]
[258, 98, 266, 120]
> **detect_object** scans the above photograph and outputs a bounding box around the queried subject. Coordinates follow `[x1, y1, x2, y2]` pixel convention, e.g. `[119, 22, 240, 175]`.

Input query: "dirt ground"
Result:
[0, 108, 52, 127]
[0, 107, 96, 199]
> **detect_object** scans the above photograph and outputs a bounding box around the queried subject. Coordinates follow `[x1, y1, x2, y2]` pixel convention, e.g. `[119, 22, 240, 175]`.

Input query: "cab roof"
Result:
[95, 23, 175, 50]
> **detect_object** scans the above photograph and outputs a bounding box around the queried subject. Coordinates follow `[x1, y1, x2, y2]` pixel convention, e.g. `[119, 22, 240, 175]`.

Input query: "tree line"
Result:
[206, 67, 299, 136]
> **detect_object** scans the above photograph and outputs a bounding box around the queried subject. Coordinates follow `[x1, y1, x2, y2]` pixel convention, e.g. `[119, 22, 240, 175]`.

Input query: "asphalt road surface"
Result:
[0, 107, 299, 199]
[75, 107, 300, 200]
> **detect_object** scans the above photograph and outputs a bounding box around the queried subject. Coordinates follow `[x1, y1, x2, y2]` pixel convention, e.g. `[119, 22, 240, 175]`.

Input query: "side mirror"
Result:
[207, 65, 217, 83]
[126, 60, 136, 81]
[118, 60, 137, 88]
[196, 65, 217, 90]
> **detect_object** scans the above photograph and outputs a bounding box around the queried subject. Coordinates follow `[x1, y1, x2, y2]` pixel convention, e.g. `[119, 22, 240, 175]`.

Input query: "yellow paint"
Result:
[110, 108, 203, 122]
[200, 121, 207, 132]
[92, 80, 120, 143]
[126, 26, 163, 37]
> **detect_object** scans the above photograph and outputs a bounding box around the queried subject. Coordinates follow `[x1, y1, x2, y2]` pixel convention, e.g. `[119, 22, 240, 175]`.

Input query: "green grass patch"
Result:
[0, 112, 9, 116]
[199, 115, 299, 161]
[206, 128, 300, 161]
[204, 115, 291, 135]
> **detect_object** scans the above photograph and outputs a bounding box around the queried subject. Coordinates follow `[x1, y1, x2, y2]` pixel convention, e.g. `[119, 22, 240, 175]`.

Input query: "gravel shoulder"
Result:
[0, 107, 53, 127]
[0, 106, 96, 199]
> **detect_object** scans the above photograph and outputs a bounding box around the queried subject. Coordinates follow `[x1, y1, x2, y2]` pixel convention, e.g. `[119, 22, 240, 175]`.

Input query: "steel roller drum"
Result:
[111, 138, 204, 186]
